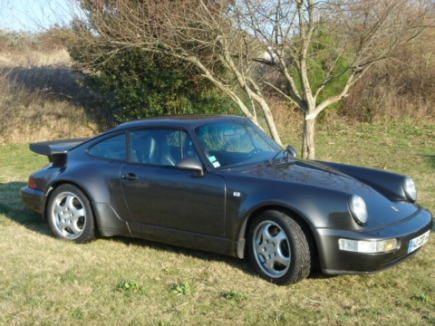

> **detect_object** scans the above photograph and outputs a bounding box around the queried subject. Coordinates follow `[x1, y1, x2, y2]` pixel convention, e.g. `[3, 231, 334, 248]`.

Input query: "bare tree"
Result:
[68, 0, 283, 145]
[239, 0, 434, 158]
[67, 0, 433, 158]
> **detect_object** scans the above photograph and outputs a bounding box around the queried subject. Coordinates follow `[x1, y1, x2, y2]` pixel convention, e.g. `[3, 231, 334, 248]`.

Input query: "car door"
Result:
[120, 128, 226, 237]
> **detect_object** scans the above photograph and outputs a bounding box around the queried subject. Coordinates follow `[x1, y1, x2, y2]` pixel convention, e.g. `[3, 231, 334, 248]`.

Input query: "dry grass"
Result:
[0, 122, 434, 325]
[1, 31, 434, 146]
[0, 37, 111, 144]
[0, 66, 99, 144]
[0, 28, 434, 326]
[0, 47, 71, 68]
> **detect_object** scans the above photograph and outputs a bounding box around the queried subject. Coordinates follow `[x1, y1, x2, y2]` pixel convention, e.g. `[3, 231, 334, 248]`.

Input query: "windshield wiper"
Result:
[266, 145, 297, 166]
[266, 148, 288, 166]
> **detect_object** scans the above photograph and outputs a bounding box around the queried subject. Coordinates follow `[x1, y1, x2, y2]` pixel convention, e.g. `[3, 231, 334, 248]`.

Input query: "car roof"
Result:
[113, 115, 248, 131]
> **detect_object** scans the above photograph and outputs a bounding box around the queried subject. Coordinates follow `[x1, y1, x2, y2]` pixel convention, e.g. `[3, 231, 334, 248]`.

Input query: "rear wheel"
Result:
[47, 184, 95, 243]
[247, 210, 311, 285]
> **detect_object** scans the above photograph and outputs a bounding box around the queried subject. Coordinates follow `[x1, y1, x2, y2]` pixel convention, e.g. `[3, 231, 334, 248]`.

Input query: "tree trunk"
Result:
[302, 117, 316, 159]
[257, 99, 282, 146]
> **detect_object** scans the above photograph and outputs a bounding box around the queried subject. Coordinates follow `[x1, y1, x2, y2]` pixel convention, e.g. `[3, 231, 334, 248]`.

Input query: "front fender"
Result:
[223, 176, 356, 241]
[316, 161, 411, 202]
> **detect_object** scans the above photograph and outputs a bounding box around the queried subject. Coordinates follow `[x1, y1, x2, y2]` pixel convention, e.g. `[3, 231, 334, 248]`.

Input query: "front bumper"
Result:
[315, 206, 433, 275]
[20, 186, 46, 216]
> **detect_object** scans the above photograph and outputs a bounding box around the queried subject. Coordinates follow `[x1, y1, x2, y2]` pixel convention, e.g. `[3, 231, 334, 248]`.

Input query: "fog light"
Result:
[338, 238, 398, 253]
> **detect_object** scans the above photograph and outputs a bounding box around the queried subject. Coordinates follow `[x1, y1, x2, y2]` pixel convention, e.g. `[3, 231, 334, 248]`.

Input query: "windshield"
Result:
[194, 120, 281, 169]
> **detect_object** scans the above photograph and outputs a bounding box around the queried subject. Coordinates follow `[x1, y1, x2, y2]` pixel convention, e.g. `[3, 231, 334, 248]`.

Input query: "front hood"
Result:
[240, 160, 373, 194]
[236, 160, 419, 228]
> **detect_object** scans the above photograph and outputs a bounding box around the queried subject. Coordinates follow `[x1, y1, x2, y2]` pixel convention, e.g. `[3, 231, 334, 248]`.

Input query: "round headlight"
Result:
[403, 177, 417, 202]
[348, 195, 368, 226]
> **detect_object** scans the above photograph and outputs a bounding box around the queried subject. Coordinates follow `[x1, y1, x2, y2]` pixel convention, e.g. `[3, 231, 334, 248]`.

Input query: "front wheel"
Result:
[47, 184, 95, 243]
[247, 210, 312, 285]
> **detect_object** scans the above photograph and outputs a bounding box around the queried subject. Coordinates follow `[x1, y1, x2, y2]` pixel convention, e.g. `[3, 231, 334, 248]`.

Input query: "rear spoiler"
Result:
[30, 138, 90, 161]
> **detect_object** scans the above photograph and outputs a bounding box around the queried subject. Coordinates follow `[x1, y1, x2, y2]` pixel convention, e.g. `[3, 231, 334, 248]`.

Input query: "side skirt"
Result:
[128, 221, 243, 258]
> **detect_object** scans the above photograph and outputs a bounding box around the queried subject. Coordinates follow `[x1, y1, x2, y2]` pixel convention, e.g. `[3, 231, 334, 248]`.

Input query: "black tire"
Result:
[247, 210, 312, 285]
[47, 184, 96, 243]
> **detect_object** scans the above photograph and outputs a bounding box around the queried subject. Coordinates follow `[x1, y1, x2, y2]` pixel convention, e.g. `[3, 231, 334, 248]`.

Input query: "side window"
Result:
[129, 129, 199, 166]
[88, 134, 126, 161]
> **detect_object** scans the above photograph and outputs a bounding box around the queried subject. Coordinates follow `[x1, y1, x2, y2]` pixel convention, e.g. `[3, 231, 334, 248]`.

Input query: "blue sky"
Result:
[0, 0, 76, 31]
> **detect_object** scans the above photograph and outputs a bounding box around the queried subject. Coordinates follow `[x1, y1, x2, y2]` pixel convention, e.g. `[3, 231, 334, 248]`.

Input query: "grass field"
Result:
[0, 120, 434, 325]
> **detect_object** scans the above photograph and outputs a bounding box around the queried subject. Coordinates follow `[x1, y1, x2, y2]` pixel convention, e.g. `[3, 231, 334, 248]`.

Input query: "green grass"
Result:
[0, 121, 434, 325]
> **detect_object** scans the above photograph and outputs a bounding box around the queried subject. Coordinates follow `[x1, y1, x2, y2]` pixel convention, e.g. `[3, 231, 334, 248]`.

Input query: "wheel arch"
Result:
[44, 181, 98, 243]
[43, 180, 132, 238]
[43, 180, 97, 221]
[238, 205, 319, 268]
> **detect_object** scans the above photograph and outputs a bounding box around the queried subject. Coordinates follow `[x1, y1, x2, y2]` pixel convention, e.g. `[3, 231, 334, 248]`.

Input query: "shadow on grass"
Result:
[422, 155, 435, 170]
[108, 236, 329, 282]
[1, 180, 327, 283]
[109, 235, 260, 278]
[0, 182, 256, 281]
[0, 65, 115, 132]
[0, 181, 51, 236]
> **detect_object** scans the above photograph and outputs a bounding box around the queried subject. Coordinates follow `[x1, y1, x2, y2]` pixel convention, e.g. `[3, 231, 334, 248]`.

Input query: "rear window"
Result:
[88, 134, 126, 161]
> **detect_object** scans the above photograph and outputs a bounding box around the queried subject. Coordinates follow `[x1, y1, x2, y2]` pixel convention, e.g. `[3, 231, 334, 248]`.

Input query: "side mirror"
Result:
[286, 145, 297, 158]
[175, 157, 204, 177]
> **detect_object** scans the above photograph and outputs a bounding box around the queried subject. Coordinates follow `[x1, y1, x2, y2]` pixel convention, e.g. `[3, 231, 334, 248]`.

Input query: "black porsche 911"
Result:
[20, 115, 432, 285]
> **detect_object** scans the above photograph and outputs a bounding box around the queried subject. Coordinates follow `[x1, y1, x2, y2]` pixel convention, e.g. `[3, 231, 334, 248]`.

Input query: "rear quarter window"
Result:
[88, 133, 126, 161]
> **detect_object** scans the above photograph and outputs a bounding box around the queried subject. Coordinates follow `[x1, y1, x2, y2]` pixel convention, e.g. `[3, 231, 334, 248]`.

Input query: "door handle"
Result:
[121, 173, 139, 180]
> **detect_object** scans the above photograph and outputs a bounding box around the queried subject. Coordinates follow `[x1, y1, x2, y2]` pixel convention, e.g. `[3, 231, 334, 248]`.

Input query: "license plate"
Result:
[408, 230, 430, 253]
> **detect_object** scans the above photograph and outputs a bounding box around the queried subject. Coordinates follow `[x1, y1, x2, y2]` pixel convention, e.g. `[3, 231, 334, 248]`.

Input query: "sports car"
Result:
[20, 115, 432, 285]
